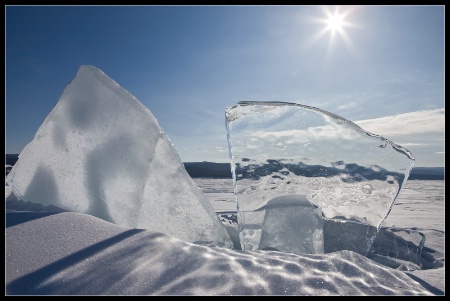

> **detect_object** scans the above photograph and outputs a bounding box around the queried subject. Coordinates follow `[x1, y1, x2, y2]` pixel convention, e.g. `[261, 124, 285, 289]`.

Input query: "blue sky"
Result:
[5, 5, 444, 167]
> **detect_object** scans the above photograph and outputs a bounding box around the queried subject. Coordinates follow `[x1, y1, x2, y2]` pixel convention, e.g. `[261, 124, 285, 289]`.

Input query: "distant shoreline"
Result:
[5, 154, 444, 180]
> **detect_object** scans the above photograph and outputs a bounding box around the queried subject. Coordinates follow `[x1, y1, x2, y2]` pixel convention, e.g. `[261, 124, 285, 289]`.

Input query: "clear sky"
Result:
[5, 5, 445, 167]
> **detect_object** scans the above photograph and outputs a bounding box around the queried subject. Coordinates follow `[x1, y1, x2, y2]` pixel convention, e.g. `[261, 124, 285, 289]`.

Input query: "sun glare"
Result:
[306, 6, 360, 59]
[326, 13, 344, 32]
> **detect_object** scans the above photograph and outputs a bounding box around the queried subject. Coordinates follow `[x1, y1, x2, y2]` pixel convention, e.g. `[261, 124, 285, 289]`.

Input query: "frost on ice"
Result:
[225, 101, 415, 255]
[6, 65, 233, 249]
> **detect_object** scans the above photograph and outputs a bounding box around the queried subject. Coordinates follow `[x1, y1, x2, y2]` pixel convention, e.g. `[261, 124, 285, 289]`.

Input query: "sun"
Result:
[323, 6, 349, 35]
[326, 13, 345, 32]
[306, 6, 360, 59]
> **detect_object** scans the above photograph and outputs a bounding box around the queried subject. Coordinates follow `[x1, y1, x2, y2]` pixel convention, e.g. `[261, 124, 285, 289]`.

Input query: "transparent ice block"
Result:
[225, 101, 415, 255]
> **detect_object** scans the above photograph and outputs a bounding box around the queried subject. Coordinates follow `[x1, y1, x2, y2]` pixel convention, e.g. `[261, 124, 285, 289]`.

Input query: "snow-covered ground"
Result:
[5, 178, 444, 295]
[197, 178, 445, 292]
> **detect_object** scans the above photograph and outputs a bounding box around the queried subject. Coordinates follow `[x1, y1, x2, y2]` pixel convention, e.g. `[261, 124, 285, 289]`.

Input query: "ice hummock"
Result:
[6, 65, 233, 249]
[225, 101, 415, 255]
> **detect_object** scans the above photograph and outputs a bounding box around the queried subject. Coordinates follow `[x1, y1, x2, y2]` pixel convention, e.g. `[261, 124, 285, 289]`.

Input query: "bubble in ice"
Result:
[225, 101, 415, 255]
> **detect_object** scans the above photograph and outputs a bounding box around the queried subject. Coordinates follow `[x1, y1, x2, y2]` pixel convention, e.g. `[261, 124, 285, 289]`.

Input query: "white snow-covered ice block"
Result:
[6, 65, 233, 248]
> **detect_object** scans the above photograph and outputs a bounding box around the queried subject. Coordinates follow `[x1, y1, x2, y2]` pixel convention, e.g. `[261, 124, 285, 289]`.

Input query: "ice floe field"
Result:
[5, 177, 445, 295]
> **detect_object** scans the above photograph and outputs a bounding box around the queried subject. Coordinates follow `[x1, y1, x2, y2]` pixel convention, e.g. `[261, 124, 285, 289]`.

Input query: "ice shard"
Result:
[6, 65, 233, 248]
[225, 101, 415, 255]
[368, 227, 426, 270]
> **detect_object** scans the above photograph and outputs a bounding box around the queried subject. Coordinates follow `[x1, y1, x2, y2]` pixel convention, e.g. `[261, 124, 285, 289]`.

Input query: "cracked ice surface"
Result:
[225, 101, 415, 255]
[6, 65, 233, 249]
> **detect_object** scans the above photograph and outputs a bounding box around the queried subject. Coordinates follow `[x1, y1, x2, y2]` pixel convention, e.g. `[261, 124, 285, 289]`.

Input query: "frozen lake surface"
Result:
[195, 178, 444, 222]
[194, 178, 445, 293]
[5, 178, 445, 294]
[193, 178, 236, 213]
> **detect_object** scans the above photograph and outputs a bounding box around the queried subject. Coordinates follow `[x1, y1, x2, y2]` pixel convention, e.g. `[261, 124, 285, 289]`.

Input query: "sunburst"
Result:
[307, 6, 360, 59]
[326, 12, 345, 32]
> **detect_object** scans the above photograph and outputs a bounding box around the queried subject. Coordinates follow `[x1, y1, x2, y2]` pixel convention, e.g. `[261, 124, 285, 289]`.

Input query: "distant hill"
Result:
[183, 162, 232, 178]
[4, 154, 444, 180]
[183, 162, 445, 180]
[184, 162, 445, 180]
[408, 167, 445, 180]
